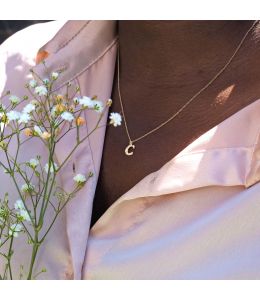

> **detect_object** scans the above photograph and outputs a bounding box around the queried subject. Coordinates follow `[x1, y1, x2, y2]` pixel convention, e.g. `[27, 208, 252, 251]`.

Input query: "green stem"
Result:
[38, 142, 55, 228]
[3, 235, 14, 279]
[41, 173, 56, 220]
[7, 236, 14, 279]
[27, 232, 39, 280]
[39, 185, 80, 243]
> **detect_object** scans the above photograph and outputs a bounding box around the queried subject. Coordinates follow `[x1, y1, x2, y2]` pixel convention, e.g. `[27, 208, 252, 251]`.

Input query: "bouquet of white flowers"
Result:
[0, 62, 122, 279]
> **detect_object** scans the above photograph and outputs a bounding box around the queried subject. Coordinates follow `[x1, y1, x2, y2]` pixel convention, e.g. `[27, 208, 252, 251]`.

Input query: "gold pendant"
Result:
[125, 142, 135, 156]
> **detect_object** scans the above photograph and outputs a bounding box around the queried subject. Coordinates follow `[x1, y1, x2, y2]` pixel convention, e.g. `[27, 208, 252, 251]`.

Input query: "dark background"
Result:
[0, 20, 49, 44]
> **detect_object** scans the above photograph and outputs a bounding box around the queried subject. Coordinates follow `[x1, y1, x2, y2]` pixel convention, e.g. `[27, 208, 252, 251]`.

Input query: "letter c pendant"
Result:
[125, 142, 135, 156]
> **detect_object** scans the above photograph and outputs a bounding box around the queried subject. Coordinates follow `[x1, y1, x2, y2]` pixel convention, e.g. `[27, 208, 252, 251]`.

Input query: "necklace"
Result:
[117, 21, 258, 156]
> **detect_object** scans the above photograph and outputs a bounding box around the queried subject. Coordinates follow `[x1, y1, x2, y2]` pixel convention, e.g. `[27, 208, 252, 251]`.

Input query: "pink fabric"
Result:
[1, 21, 260, 279]
[83, 99, 260, 279]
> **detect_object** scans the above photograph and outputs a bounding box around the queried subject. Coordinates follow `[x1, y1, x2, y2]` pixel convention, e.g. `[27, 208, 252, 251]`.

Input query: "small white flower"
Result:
[33, 125, 43, 136]
[92, 100, 103, 112]
[79, 97, 103, 112]
[35, 85, 48, 96]
[9, 95, 20, 105]
[14, 199, 25, 210]
[29, 79, 37, 88]
[109, 112, 122, 127]
[7, 110, 21, 121]
[51, 72, 59, 80]
[9, 223, 23, 237]
[18, 113, 31, 124]
[14, 200, 31, 222]
[79, 96, 95, 108]
[30, 100, 38, 106]
[21, 183, 35, 193]
[44, 162, 58, 174]
[29, 158, 39, 168]
[19, 209, 30, 222]
[73, 174, 87, 184]
[61, 111, 74, 122]
[23, 103, 36, 114]
[43, 78, 50, 85]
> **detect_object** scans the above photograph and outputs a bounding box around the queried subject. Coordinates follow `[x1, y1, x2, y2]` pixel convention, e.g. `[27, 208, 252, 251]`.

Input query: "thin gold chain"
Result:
[117, 21, 258, 151]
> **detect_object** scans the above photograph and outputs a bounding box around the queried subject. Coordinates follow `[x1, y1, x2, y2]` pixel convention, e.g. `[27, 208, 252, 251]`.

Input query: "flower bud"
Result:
[55, 95, 63, 103]
[55, 104, 66, 113]
[24, 128, 33, 137]
[106, 98, 113, 107]
[76, 117, 86, 126]
[51, 72, 59, 80]
[41, 132, 51, 140]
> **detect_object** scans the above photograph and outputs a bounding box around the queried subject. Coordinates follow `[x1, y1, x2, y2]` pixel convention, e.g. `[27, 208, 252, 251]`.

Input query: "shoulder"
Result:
[0, 21, 66, 60]
[0, 21, 66, 94]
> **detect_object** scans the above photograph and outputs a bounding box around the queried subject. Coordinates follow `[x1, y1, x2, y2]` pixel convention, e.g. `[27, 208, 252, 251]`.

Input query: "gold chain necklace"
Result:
[117, 21, 258, 156]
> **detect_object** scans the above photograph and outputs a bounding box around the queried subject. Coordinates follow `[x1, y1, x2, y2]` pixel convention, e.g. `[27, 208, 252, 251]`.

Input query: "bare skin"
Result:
[90, 20, 260, 228]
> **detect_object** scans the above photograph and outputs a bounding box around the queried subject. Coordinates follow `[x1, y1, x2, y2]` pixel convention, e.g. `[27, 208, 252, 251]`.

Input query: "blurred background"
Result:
[0, 21, 49, 44]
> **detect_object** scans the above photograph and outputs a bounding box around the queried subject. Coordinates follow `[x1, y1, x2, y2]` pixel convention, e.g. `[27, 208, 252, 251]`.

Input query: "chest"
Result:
[90, 62, 260, 229]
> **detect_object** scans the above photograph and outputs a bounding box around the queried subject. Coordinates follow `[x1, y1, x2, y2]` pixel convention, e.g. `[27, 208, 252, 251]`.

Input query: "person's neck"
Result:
[117, 21, 256, 88]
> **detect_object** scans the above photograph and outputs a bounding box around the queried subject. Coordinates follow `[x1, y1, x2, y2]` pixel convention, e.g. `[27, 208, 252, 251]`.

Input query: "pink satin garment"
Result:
[1, 20, 260, 279]
[82, 98, 260, 279]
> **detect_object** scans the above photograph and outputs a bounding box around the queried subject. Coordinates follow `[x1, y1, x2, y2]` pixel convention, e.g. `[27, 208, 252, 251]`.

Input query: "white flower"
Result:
[23, 103, 36, 114]
[29, 79, 37, 88]
[29, 158, 39, 168]
[92, 100, 103, 112]
[14, 200, 31, 222]
[21, 183, 35, 193]
[7, 110, 21, 121]
[61, 111, 74, 122]
[109, 112, 122, 127]
[18, 113, 31, 124]
[79, 96, 95, 108]
[14, 199, 25, 210]
[44, 162, 58, 174]
[35, 85, 48, 96]
[43, 78, 50, 85]
[9, 95, 20, 105]
[30, 100, 38, 106]
[51, 72, 59, 80]
[9, 223, 23, 237]
[33, 125, 43, 136]
[73, 174, 87, 184]
[79, 97, 103, 112]
[19, 209, 30, 222]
